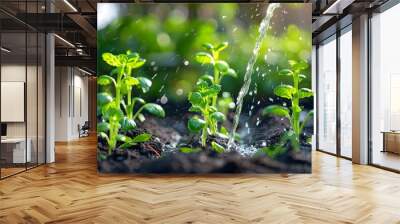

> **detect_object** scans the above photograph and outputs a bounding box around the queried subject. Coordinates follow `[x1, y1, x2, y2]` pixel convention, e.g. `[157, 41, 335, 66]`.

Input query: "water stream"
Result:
[228, 3, 280, 150]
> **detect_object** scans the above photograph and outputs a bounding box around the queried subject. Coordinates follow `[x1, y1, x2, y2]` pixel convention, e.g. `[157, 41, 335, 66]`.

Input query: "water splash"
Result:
[228, 3, 280, 150]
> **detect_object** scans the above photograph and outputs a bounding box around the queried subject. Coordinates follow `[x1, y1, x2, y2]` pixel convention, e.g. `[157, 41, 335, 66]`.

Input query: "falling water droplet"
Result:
[176, 88, 183, 96]
[160, 95, 168, 104]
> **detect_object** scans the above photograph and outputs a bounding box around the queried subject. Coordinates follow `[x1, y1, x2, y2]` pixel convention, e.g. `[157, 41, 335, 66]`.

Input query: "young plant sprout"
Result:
[187, 42, 237, 152]
[261, 60, 313, 156]
[97, 51, 165, 154]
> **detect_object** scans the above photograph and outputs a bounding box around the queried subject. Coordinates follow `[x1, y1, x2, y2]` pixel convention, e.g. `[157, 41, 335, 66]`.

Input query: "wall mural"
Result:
[97, 3, 313, 174]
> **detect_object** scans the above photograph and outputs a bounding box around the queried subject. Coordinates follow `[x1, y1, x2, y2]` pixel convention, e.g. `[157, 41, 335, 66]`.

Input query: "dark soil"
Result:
[98, 114, 312, 174]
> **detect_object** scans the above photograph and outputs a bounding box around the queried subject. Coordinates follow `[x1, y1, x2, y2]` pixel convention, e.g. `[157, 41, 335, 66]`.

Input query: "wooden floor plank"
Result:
[0, 136, 399, 223]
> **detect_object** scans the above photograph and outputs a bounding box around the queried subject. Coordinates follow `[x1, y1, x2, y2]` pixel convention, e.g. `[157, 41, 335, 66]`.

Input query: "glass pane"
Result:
[27, 31, 38, 169]
[339, 29, 352, 158]
[38, 33, 45, 165]
[1, 30, 27, 177]
[371, 5, 400, 171]
[317, 37, 337, 154]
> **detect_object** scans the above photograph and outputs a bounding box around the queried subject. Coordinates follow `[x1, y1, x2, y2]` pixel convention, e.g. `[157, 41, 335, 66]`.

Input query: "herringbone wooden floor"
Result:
[1, 136, 400, 224]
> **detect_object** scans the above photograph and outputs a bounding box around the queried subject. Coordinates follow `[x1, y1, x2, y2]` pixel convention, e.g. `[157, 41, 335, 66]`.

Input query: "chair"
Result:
[78, 121, 90, 138]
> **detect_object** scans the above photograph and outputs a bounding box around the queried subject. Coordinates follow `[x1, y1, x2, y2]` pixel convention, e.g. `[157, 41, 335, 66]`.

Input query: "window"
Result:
[339, 28, 352, 158]
[317, 36, 337, 154]
[370, 3, 400, 171]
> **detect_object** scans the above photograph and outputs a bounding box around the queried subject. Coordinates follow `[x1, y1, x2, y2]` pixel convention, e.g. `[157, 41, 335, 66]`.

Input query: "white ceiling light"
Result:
[63, 0, 78, 12]
[54, 34, 75, 48]
[78, 67, 93, 76]
[1, 47, 11, 53]
[323, 0, 355, 15]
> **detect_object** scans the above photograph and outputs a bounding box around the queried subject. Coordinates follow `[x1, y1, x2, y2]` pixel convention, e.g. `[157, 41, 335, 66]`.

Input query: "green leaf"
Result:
[299, 88, 313, 98]
[189, 106, 203, 113]
[104, 106, 124, 122]
[127, 58, 146, 69]
[299, 74, 306, 80]
[279, 69, 294, 77]
[143, 103, 165, 117]
[210, 112, 225, 122]
[117, 54, 128, 65]
[262, 105, 290, 118]
[274, 84, 294, 99]
[204, 84, 221, 96]
[202, 43, 214, 51]
[187, 117, 206, 133]
[189, 92, 203, 106]
[214, 42, 228, 52]
[131, 133, 152, 143]
[138, 77, 152, 93]
[199, 75, 214, 85]
[220, 126, 229, 135]
[211, 141, 225, 153]
[97, 93, 113, 107]
[120, 117, 137, 132]
[126, 51, 139, 61]
[133, 97, 146, 105]
[224, 68, 237, 78]
[209, 106, 217, 113]
[180, 147, 201, 153]
[292, 60, 308, 71]
[97, 75, 115, 86]
[215, 60, 229, 73]
[97, 122, 110, 133]
[138, 113, 146, 122]
[195, 52, 214, 64]
[98, 132, 109, 141]
[116, 134, 128, 142]
[124, 77, 139, 86]
[102, 53, 120, 67]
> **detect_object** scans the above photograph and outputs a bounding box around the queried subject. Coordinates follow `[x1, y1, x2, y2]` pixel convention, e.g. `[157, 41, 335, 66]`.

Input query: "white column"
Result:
[352, 14, 369, 164]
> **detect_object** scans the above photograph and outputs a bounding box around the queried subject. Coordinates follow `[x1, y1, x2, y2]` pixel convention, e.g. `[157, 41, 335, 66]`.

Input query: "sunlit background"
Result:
[98, 3, 312, 117]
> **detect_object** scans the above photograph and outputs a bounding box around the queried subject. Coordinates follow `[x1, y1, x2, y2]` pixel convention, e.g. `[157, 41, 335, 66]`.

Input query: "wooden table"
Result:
[382, 131, 400, 154]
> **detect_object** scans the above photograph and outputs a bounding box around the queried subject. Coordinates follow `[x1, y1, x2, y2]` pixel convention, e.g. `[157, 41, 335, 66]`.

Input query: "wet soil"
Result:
[97, 114, 312, 174]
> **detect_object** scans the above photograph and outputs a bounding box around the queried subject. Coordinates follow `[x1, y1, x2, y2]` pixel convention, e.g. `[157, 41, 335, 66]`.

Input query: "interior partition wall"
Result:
[0, 1, 46, 179]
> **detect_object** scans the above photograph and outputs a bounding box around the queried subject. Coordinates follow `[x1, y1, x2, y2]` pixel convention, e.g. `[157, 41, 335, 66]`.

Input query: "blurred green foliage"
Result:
[98, 3, 312, 110]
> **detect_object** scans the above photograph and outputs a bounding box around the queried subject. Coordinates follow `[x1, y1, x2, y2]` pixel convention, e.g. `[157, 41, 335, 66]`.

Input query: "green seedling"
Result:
[97, 51, 165, 154]
[187, 42, 237, 152]
[262, 60, 313, 155]
[195, 42, 237, 107]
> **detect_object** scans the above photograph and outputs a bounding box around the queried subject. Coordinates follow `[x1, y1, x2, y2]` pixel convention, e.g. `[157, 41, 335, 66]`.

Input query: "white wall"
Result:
[55, 67, 89, 141]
